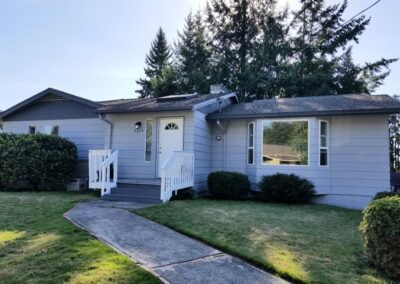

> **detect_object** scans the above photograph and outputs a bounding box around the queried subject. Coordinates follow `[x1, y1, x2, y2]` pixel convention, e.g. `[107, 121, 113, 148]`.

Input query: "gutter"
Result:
[99, 114, 113, 149]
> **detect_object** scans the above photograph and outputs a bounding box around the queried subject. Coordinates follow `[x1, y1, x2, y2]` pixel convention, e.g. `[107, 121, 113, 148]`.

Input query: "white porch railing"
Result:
[88, 149, 119, 196]
[160, 151, 194, 202]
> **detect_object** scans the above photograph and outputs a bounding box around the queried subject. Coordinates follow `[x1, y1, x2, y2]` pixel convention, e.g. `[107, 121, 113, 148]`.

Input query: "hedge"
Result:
[207, 171, 250, 199]
[0, 133, 77, 190]
[258, 173, 315, 203]
[360, 196, 400, 280]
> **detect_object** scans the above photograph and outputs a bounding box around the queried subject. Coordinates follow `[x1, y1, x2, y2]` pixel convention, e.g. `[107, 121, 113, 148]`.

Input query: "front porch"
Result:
[88, 150, 194, 203]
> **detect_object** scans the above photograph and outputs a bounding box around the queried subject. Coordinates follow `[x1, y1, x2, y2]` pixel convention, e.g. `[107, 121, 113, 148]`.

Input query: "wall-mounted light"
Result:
[216, 135, 222, 141]
[135, 121, 142, 129]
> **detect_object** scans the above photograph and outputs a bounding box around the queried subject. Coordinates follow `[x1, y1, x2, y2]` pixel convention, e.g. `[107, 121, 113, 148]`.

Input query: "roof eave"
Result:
[207, 108, 400, 120]
[96, 106, 193, 114]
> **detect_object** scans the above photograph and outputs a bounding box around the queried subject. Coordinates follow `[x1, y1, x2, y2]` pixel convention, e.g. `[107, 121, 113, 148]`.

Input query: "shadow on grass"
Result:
[0, 192, 159, 284]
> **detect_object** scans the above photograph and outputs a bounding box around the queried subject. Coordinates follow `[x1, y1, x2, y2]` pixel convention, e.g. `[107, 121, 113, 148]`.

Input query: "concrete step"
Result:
[118, 178, 161, 186]
[102, 194, 162, 204]
[116, 183, 161, 190]
[111, 187, 160, 197]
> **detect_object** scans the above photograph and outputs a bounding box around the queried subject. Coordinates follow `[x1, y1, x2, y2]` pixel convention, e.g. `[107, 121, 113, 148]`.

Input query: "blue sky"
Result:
[0, 0, 398, 110]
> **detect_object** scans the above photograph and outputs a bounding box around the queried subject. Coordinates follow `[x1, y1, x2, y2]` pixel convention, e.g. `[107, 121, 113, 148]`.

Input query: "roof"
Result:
[0, 88, 102, 119]
[96, 93, 238, 113]
[207, 94, 400, 120]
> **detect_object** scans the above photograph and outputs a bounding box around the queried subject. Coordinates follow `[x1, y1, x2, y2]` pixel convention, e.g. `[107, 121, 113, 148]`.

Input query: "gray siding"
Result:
[211, 114, 390, 209]
[193, 111, 213, 190]
[4, 98, 98, 121]
[108, 111, 194, 180]
[2, 118, 107, 160]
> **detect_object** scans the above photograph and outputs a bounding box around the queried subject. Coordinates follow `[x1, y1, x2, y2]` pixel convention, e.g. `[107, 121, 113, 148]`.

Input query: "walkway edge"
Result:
[63, 208, 170, 284]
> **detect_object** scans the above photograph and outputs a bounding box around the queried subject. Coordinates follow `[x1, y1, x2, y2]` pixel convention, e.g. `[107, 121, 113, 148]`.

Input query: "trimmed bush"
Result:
[207, 171, 250, 199]
[360, 197, 400, 279]
[0, 133, 77, 190]
[373, 191, 400, 200]
[258, 173, 315, 203]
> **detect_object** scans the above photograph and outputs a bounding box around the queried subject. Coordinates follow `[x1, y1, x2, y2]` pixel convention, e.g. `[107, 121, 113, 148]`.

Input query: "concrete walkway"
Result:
[65, 200, 288, 284]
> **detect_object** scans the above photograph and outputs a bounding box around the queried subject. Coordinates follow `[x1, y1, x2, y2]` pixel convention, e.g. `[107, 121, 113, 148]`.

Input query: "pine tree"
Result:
[175, 11, 211, 94]
[136, 28, 173, 98]
[284, 0, 397, 97]
[206, 0, 288, 101]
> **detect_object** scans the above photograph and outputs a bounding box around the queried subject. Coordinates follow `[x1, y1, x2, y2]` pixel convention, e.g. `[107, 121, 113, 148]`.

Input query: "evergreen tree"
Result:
[175, 11, 211, 94]
[285, 0, 396, 97]
[206, 0, 289, 101]
[136, 28, 173, 97]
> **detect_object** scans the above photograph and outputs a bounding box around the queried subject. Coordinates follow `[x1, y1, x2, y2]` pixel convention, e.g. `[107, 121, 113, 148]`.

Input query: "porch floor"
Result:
[118, 178, 161, 185]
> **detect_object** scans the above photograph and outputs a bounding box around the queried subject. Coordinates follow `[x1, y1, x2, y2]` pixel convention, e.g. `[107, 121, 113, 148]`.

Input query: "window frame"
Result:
[144, 119, 153, 162]
[28, 125, 59, 135]
[247, 122, 255, 165]
[261, 118, 310, 167]
[319, 120, 329, 167]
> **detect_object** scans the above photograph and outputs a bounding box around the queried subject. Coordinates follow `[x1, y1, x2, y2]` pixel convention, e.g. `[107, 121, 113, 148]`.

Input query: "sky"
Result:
[0, 0, 399, 110]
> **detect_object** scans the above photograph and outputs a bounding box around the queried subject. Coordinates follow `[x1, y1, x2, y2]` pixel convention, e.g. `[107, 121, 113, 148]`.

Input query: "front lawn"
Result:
[136, 199, 388, 284]
[0, 192, 159, 284]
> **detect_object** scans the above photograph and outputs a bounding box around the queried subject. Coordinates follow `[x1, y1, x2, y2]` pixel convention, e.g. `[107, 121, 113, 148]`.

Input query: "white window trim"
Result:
[247, 122, 255, 165]
[261, 118, 311, 167]
[144, 119, 153, 162]
[319, 120, 329, 167]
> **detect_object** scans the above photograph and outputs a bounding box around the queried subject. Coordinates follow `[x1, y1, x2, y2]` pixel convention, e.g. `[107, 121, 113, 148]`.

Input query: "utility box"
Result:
[67, 178, 88, 192]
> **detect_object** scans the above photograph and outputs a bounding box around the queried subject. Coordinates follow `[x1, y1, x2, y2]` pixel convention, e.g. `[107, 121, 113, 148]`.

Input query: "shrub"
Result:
[373, 191, 400, 200]
[0, 133, 77, 190]
[170, 187, 194, 201]
[207, 171, 250, 199]
[258, 173, 315, 203]
[360, 197, 400, 279]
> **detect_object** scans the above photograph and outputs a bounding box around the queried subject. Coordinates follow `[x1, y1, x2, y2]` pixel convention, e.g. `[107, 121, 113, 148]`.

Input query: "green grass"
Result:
[0, 192, 160, 284]
[135, 199, 389, 284]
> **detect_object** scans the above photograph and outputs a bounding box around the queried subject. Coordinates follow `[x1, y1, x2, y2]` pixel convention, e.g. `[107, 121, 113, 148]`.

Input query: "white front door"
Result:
[158, 117, 184, 176]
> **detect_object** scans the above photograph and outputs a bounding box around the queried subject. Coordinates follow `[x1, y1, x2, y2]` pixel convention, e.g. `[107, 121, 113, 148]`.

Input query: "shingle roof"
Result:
[96, 93, 236, 113]
[207, 94, 400, 120]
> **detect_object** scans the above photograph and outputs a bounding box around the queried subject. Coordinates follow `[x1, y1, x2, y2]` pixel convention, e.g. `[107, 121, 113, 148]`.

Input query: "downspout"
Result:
[216, 119, 227, 170]
[99, 114, 113, 149]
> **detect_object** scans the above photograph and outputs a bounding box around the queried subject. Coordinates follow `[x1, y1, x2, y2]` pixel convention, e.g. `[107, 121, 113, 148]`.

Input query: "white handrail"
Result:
[88, 149, 119, 196]
[88, 150, 111, 189]
[160, 151, 194, 202]
[100, 150, 119, 196]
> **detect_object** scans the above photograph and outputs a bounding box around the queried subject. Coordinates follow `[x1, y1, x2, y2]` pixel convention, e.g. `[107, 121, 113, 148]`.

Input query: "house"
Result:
[1, 87, 399, 209]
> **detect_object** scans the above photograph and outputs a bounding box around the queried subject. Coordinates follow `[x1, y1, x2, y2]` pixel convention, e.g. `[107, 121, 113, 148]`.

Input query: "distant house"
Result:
[1, 87, 399, 209]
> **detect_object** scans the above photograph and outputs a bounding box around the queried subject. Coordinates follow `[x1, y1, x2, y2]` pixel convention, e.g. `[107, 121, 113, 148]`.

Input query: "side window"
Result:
[0, 124, 3, 133]
[29, 126, 36, 134]
[145, 120, 153, 162]
[247, 122, 255, 165]
[319, 120, 329, 166]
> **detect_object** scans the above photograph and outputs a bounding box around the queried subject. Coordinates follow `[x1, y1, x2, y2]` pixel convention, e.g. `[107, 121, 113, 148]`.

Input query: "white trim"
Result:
[144, 119, 153, 162]
[247, 122, 255, 165]
[319, 120, 329, 167]
[192, 93, 237, 110]
[260, 118, 311, 167]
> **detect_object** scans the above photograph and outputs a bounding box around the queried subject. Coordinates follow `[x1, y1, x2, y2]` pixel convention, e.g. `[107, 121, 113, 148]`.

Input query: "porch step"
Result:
[116, 183, 161, 191]
[102, 194, 162, 204]
[118, 178, 161, 186]
[111, 187, 160, 198]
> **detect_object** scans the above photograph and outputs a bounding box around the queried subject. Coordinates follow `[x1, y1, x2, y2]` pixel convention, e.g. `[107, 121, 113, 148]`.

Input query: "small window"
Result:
[165, 122, 179, 130]
[145, 120, 153, 161]
[319, 120, 329, 166]
[247, 122, 255, 165]
[29, 125, 59, 135]
[0, 124, 3, 133]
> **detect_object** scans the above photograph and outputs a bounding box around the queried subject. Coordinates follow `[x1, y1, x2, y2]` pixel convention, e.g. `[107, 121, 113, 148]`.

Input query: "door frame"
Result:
[156, 116, 185, 177]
